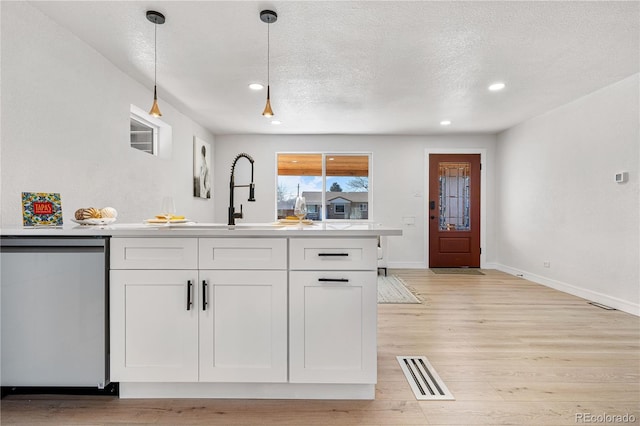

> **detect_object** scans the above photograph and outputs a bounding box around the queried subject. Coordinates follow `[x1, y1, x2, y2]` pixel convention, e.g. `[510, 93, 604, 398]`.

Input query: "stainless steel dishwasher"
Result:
[1, 236, 109, 390]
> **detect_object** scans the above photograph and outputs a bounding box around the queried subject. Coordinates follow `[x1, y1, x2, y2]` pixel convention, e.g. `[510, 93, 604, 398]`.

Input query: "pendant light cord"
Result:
[146, 10, 164, 116]
[260, 10, 277, 116]
[154, 22, 157, 87]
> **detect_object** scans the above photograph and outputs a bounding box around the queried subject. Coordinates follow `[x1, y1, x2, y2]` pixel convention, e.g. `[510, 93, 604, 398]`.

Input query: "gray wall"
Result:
[1, 2, 216, 226]
[495, 74, 639, 314]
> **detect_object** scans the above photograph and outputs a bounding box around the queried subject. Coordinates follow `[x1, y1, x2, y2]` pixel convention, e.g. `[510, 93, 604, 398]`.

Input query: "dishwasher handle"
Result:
[1, 237, 106, 248]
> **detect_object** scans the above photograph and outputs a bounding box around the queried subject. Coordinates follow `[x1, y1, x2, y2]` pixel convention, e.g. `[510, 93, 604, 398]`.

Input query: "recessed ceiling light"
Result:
[328, 157, 334, 161]
[249, 83, 264, 90]
[440, 120, 451, 126]
[271, 120, 281, 125]
[488, 82, 506, 91]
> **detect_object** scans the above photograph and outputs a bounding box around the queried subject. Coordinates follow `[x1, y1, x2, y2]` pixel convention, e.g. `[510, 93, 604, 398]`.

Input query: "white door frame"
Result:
[424, 148, 487, 268]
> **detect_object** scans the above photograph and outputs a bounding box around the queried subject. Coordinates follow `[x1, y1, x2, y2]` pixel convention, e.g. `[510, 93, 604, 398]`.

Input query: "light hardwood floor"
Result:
[2, 269, 639, 425]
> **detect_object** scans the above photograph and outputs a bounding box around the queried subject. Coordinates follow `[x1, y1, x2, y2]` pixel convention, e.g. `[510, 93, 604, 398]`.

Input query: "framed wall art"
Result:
[193, 137, 212, 199]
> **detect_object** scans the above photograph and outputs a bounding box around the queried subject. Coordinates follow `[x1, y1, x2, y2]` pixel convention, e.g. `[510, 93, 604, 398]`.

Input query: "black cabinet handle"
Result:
[187, 280, 193, 311]
[202, 280, 208, 311]
[318, 253, 349, 257]
[318, 278, 350, 283]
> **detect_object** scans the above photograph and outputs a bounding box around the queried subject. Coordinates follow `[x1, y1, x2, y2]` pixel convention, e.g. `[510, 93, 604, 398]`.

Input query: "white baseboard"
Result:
[387, 261, 426, 269]
[119, 382, 375, 399]
[491, 263, 639, 316]
[392, 261, 498, 269]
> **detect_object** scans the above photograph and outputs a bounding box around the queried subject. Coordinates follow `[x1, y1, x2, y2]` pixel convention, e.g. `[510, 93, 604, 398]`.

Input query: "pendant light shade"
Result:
[149, 86, 162, 117]
[262, 86, 274, 117]
[146, 11, 165, 117]
[260, 10, 277, 117]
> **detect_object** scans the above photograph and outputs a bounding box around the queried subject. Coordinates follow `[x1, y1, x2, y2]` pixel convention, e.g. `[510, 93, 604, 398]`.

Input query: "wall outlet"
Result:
[543, 261, 551, 268]
[402, 216, 416, 226]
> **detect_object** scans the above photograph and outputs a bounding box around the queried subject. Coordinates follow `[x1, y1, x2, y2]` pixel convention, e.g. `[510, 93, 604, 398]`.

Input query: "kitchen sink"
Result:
[167, 223, 287, 231]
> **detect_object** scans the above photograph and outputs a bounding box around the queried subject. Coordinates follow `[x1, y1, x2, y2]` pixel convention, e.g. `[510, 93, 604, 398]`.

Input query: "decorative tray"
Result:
[71, 218, 117, 226]
[144, 218, 189, 224]
[277, 219, 314, 225]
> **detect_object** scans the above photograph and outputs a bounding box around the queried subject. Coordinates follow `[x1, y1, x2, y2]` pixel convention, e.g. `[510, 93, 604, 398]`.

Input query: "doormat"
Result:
[397, 356, 454, 400]
[430, 268, 484, 275]
[378, 275, 421, 304]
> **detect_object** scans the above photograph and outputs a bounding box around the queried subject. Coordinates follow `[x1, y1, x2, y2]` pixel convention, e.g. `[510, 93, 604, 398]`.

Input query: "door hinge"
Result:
[480, 247, 482, 254]
[480, 163, 482, 170]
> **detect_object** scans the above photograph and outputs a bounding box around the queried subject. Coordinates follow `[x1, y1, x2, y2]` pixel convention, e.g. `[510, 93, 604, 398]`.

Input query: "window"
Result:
[130, 105, 172, 158]
[130, 117, 157, 154]
[438, 162, 471, 231]
[277, 153, 371, 221]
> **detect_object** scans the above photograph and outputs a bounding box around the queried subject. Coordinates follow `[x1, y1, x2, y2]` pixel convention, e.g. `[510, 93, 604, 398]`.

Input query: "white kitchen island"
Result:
[2, 222, 401, 399]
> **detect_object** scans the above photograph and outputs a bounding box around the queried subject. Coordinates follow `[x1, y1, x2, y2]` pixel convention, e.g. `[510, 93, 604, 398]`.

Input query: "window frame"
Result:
[130, 104, 172, 158]
[275, 152, 372, 222]
[130, 116, 158, 155]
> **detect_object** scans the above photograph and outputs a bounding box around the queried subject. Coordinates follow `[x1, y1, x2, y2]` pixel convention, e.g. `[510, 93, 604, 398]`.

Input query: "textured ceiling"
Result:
[29, 1, 639, 135]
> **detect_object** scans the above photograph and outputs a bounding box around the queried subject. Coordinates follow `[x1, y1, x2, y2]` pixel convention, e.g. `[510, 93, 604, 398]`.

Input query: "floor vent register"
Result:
[396, 356, 455, 400]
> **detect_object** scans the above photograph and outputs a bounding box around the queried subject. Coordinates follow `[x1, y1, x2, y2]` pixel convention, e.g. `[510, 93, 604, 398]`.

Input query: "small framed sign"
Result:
[22, 192, 63, 227]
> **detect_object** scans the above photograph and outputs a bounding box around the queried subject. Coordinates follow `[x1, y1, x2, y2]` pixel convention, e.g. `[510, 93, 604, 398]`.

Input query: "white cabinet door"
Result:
[110, 270, 198, 382]
[289, 270, 377, 384]
[198, 270, 288, 382]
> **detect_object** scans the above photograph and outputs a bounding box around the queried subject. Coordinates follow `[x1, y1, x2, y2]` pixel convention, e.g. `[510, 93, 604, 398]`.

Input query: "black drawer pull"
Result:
[187, 280, 193, 311]
[202, 280, 208, 311]
[318, 278, 350, 283]
[317, 253, 349, 257]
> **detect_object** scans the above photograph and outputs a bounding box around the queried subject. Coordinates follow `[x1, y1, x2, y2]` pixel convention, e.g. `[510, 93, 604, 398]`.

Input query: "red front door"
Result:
[428, 154, 481, 268]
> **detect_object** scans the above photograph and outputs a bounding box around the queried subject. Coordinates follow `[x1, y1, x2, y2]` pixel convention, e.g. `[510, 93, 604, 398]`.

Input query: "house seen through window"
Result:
[277, 153, 371, 221]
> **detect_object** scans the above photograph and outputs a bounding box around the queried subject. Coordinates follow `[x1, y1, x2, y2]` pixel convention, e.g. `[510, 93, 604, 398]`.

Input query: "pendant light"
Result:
[146, 10, 165, 117]
[260, 10, 277, 117]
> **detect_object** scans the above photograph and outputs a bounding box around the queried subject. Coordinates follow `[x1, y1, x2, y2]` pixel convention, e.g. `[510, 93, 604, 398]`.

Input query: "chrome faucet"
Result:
[228, 153, 255, 226]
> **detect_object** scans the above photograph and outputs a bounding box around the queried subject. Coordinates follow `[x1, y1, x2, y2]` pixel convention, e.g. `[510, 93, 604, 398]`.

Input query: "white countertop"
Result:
[1, 222, 402, 238]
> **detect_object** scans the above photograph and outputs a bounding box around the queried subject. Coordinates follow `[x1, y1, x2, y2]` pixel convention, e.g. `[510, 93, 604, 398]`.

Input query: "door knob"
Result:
[430, 215, 435, 220]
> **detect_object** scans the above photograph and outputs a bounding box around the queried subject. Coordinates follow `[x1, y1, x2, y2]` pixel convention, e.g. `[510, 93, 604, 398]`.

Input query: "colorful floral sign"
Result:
[22, 192, 63, 226]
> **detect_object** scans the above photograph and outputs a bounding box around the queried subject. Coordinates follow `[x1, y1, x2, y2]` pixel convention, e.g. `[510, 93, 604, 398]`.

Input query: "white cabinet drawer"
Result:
[289, 238, 377, 271]
[199, 238, 287, 270]
[111, 238, 198, 270]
